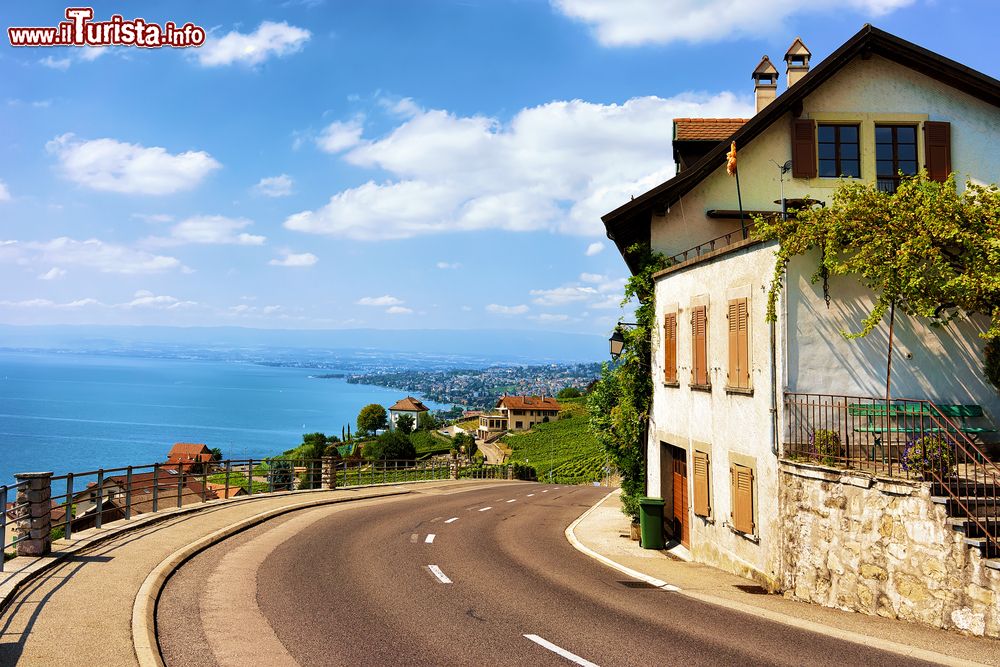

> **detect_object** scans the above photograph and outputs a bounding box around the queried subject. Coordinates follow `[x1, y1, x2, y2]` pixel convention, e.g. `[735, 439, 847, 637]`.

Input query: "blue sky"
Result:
[0, 1, 995, 334]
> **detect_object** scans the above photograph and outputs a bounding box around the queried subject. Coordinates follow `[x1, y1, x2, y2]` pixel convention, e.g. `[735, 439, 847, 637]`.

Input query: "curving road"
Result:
[158, 482, 933, 667]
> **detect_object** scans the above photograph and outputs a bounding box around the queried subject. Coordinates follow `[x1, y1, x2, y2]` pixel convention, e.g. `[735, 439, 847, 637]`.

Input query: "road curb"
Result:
[565, 491, 986, 667]
[132, 488, 412, 667]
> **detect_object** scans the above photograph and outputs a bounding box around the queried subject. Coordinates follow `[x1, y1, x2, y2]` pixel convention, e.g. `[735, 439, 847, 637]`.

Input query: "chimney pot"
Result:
[784, 37, 811, 89]
[752, 55, 779, 114]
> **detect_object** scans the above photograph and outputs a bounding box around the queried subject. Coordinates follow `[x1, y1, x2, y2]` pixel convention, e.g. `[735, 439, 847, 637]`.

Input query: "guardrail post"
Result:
[64, 473, 74, 540]
[152, 464, 160, 514]
[14, 472, 53, 557]
[125, 466, 133, 520]
[95, 469, 105, 529]
[247, 459, 253, 496]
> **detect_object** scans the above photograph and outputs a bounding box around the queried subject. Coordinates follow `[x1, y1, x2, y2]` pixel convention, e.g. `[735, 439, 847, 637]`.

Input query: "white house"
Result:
[388, 396, 430, 431]
[602, 23, 1000, 618]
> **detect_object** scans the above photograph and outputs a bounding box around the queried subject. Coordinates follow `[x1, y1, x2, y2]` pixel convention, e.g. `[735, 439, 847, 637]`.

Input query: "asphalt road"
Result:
[158, 482, 934, 667]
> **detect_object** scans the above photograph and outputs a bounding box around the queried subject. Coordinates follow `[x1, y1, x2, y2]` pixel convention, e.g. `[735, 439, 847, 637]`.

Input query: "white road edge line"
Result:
[564, 490, 677, 591]
[428, 564, 452, 584]
[425, 534, 435, 544]
[564, 491, 979, 667]
[444, 517, 459, 523]
[523, 634, 599, 667]
[479, 506, 492, 512]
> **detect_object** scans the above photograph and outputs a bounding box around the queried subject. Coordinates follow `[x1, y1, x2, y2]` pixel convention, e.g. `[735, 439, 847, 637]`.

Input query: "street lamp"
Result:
[608, 321, 638, 360]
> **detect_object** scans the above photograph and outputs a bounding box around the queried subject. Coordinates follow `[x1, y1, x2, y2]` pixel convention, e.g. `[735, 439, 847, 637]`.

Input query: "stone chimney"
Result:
[752, 56, 779, 114]
[784, 37, 811, 88]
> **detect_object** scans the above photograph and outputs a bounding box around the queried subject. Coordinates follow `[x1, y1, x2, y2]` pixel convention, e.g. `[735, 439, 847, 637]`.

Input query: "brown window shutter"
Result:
[737, 299, 749, 388]
[791, 119, 817, 179]
[727, 301, 738, 386]
[664, 313, 677, 383]
[730, 464, 755, 534]
[924, 121, 951, 182]
[691, 306, 707, 385]
[693, 450, 710, 517]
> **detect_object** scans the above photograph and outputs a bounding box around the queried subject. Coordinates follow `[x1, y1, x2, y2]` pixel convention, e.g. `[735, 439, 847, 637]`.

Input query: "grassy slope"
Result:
[499, 397, 606, 484]
[411, 429, 453, 455]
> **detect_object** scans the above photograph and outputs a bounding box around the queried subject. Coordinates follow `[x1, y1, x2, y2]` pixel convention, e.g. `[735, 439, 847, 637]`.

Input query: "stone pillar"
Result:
[15, 472, 53, 557]
[450, 462, 458, 480]
[507, 465, 514, 481]
[321, 457, 337, 490]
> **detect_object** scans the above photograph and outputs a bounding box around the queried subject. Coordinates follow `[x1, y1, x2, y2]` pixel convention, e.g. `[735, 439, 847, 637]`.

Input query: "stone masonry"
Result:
[779, 461, 1000, 637]
[14, 472, 53, 557]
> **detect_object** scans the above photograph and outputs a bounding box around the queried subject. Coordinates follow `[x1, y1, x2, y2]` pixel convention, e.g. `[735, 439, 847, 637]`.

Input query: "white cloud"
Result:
[132, 213, 174, 224]
[530, 286, 598, 306]
[585, 241, 605, 256]
[1, 237, 184, 274]
[38, 267, 66, 280]
[0, 297, 98, 309]
[486, 303, 529, 315]
[552, 0, 915, 46]
[531, 313, 570, 322]
[357, 295, 403, 307]
[590, 295, 622, 310]
[436, 261, 461, 270]
[122, 289, 197, 310]
[149, 215, 265, 246]
[285, 92, 751, 240]
[386, 305, 413, 315]
[317, 119, 365, 153]
[197, 21, 311, 67]
[0, 180, 9, 202]
[46, 134, 220, 195]
[40, 56, 71, 70]
[269, 251, 318, 267]
[253, 174, 294, 197]
[79, 46, 108, 62]
[579, 272, 606, 283]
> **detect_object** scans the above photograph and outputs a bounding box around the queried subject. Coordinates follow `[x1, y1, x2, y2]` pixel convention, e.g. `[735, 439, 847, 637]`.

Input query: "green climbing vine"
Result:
[754, 172, 1000, 389]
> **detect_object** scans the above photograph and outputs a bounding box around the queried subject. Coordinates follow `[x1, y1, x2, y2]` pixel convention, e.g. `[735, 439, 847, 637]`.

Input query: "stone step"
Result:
[961, 536, 998, 557]
[986, 558, 1000, 571]
[932, 480, 1000, 496]
[947, 516, 1000, 537]
[932, 495, 1000, 517]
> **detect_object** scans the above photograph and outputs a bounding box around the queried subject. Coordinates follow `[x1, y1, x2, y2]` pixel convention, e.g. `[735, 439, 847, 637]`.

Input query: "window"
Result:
[690, 306, 709, 388]
[515, 421, 523, 429]
[727, 298, 750, 391]
[817, 124, 860, 178]
[875, 125, 917, 193]
[693, 450, 711, 518]
[663, 312, 678, 384]
[730, 463, 755, 534]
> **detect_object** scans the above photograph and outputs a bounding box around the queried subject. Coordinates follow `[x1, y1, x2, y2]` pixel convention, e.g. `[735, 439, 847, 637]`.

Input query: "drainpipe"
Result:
[770, 318, 779, 457]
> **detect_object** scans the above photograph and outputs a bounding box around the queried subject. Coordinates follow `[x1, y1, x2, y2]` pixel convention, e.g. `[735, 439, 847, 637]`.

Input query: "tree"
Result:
[396, 414, 415, 434]
[299, 433, 329, 460]
[588, 243, 670, 521]
[357, 404, 388, 435]
[365, 430, 416, 461]
[209, 447, 224, 462]
[557, 387, 582, 399]
[755, 172, 1000, 397]
[417, 411, 437, 431]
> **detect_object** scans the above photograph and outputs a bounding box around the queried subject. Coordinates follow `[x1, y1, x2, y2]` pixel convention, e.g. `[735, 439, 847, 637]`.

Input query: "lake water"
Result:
[0, 351, 445, 487]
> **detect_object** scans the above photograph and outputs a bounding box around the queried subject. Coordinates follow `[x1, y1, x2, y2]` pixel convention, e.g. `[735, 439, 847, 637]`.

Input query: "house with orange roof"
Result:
[388, 396, 430, 431]
[476, 394, 561, 442]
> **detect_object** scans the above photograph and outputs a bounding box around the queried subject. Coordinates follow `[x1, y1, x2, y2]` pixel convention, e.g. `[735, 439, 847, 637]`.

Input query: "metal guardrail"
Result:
[784, 392, 1000, 557]
[1, 458, 515, 573]
[667, 230, 745, 265]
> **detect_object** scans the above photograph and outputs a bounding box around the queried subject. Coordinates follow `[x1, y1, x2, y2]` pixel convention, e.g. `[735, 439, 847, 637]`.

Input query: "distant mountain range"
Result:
[0, 324, 607, 366]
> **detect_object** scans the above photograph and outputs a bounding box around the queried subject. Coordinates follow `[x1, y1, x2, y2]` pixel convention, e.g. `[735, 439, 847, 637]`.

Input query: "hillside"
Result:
[498, 397, 607, 484]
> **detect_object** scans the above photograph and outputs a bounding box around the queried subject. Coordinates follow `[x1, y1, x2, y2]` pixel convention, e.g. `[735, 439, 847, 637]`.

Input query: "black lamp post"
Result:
[608, 321, 638, 360]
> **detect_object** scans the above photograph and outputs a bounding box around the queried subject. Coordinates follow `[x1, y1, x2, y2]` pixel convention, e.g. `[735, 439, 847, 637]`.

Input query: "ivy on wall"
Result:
[754, 172, 1000, 390]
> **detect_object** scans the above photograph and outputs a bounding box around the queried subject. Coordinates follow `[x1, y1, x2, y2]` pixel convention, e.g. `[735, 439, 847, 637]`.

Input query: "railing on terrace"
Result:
[784, 392, 1000, 557]
[1, 457, 517, 573]
[667, 229, 747, 265]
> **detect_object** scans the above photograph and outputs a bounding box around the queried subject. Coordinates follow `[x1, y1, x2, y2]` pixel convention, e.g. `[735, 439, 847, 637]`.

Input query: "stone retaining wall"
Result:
[779, 460, 1000, 637]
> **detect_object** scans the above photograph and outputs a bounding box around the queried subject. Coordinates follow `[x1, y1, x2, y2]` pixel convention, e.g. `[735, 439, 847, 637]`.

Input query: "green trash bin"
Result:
[638, 496, 665, 549]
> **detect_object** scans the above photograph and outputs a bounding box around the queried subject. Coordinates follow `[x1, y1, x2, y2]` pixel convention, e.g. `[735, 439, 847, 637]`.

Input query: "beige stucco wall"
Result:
[649, 242, 784, 587]
[651, 54, 1000, 262]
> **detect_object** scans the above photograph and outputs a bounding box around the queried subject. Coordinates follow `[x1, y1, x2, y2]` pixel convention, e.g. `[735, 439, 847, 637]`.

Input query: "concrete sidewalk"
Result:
[0, 480, 491, 667]
[570, 489, 1000, 666]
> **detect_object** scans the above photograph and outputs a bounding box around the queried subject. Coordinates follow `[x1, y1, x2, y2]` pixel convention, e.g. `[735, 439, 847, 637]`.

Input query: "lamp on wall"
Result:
[608, 321, 638, 360]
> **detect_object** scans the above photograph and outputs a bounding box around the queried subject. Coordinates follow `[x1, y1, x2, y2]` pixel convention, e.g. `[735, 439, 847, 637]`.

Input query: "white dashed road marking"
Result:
[428, 565, 452, 584]
[444, 517, 459, 524]
[527, 493, 535, 497]
[425, 534, 435, 544]
[479, 506, 493, 512]
[523, 635, 599, 667]
[506, 499, 516, 503]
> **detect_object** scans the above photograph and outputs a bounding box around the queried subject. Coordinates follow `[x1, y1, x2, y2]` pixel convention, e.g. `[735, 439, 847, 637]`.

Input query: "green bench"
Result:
[847, 403, 996, 463]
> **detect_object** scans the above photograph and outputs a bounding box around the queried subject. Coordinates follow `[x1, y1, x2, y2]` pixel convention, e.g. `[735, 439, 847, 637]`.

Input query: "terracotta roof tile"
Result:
[496, 395, 561, 411]
[390, 396, 429, 412]
[674, 118, 749, 141]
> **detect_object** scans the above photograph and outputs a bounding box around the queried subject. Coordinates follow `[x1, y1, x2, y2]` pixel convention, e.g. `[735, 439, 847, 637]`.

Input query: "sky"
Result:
[0, 0, 996, 336]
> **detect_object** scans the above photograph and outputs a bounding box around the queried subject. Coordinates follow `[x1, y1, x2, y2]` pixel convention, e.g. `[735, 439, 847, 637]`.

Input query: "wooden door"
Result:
[671, 449, 689, 547]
